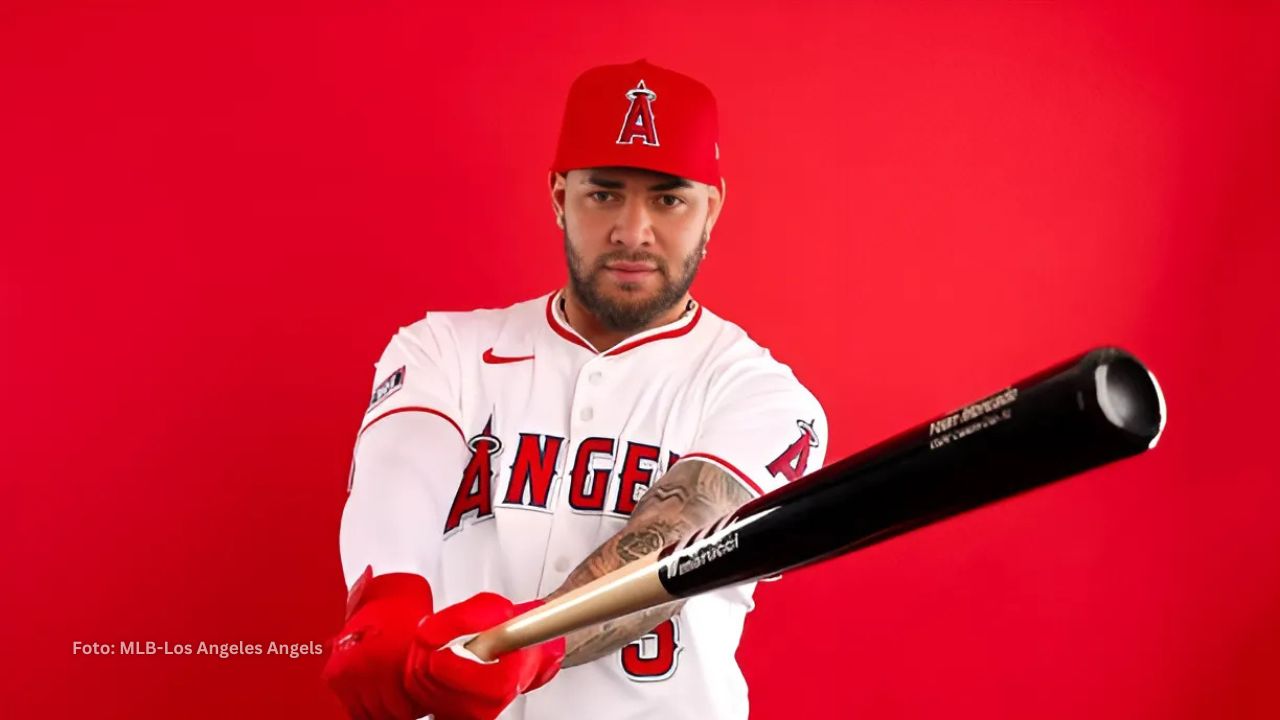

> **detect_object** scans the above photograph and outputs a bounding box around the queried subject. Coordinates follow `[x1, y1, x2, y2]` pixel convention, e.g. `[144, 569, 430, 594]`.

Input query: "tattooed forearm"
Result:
[616, 521, 679, 561]
[547, 459, 753, 667]
[558, 600, 684, 666]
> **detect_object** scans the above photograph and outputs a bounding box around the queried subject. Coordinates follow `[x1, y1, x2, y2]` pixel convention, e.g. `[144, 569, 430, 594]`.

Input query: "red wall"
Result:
[4, 2, 1278, 718]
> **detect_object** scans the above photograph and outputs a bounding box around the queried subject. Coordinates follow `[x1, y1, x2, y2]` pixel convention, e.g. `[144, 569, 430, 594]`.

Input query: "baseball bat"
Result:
[465, 346, 1166, 661]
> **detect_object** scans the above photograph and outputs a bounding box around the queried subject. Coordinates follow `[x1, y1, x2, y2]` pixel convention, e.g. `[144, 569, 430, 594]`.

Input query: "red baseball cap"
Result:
[551, 59, 721, 187]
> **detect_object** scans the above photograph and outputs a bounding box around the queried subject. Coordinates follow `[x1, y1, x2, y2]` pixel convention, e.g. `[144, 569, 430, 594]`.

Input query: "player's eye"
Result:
[588, 191, 613, 203]
[657, 195, 685, 208]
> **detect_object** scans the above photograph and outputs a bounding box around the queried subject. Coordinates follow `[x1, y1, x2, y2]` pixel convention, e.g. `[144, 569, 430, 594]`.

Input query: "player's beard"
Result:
[563, 226, 707, 333]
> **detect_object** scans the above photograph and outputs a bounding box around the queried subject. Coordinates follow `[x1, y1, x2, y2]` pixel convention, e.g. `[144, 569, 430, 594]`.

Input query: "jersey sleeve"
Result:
[680, 359, 828, 497]
[341, 315, 469, 588]
[341, 411, 469, 587]
[357, 314, 464, 438]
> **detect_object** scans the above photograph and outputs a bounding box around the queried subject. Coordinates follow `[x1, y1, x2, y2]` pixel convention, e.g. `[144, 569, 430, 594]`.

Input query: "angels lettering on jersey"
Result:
[442, 411, 820, 537]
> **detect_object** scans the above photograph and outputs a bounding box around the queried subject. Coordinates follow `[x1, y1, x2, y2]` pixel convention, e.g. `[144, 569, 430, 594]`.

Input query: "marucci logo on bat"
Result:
[668, 532, 740, 578]
[665, 508, 777, 579]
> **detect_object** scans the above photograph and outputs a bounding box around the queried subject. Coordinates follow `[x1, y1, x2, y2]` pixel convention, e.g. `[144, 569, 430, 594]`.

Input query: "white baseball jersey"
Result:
[344, 290, 827, 720]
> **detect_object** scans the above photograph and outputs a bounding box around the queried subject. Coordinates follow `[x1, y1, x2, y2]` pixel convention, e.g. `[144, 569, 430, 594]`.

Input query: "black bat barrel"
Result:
[657, 347, 1166, 598]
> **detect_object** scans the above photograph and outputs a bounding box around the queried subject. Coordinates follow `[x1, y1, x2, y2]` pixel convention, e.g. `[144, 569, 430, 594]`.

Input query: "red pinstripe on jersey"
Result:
[360, 406, 464, 442]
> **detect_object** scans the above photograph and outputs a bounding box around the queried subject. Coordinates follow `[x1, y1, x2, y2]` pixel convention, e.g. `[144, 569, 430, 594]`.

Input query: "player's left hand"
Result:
[322, 566, 434, 720]
[404, 593, 565, 720]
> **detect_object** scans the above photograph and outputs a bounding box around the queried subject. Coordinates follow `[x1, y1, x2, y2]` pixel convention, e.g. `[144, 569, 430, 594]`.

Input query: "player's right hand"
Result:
[323, 566, 434, 720]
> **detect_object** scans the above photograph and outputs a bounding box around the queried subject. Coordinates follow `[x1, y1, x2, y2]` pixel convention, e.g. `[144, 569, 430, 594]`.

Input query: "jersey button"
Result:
[554, 556, 571, 572]
[588, 371, 603, 384]
[579, 407, 594, 422]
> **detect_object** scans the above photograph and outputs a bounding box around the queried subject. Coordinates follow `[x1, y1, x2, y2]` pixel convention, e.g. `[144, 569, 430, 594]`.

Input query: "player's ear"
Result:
[549, 171, 568, 229]
[704, 176, 726, 235]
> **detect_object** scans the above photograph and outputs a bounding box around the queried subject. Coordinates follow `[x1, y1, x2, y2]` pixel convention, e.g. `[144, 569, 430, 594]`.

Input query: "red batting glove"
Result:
[322, 566, 433, 720]
[405, 593, 566, 720]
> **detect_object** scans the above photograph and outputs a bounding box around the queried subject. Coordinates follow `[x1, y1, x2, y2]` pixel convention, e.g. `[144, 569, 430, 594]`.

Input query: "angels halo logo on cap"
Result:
[617, 79, 660, 147]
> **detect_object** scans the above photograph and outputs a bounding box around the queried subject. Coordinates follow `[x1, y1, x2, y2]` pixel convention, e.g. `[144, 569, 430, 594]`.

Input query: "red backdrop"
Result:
[4, 2, 1278, 718]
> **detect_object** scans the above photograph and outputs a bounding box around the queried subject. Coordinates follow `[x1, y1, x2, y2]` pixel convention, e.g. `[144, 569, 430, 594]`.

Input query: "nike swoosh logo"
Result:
[482, 348, 534, 365]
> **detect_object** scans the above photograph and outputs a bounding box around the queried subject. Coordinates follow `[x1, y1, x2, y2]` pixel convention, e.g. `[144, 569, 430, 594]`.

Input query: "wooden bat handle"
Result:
[464, 551, 671, 661]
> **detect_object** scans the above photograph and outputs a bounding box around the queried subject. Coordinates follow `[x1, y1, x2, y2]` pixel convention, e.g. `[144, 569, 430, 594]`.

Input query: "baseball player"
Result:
[323, 59, 827, 720]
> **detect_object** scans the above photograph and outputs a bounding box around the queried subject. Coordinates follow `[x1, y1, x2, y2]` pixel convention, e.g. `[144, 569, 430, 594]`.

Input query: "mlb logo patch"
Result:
[366, 366, 405, 413]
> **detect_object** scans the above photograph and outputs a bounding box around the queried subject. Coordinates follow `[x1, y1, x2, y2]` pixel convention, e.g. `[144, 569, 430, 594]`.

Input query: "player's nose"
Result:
[611, 197, 655, 248]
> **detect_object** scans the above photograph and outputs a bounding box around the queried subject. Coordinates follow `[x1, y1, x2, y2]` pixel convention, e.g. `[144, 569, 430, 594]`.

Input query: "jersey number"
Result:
[620, 617, 681, 681]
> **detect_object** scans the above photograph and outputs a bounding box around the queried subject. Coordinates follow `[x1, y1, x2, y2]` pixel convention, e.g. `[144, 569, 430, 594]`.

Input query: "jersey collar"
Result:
[544, 290, 703, 357]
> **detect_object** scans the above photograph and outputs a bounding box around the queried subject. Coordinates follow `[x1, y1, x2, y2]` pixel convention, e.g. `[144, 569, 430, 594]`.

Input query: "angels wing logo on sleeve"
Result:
[366, 366, 405, 414]
[765, 419, 820, 483]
